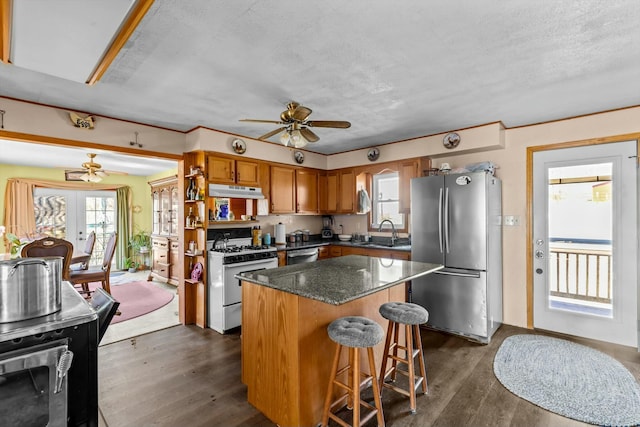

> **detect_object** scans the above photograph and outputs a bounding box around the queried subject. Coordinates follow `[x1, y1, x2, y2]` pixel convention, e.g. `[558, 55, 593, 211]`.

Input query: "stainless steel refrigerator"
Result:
[410, 171, 502, 343]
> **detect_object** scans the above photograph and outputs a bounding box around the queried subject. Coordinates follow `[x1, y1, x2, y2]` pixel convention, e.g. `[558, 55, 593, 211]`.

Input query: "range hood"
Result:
[208, 183, 265, 199]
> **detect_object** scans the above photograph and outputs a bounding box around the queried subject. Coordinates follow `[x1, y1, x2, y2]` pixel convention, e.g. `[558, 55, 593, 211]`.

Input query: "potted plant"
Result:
[6, 233, 24, 258]
[129, 230, 151, 255]
[124, 257, 139, 273]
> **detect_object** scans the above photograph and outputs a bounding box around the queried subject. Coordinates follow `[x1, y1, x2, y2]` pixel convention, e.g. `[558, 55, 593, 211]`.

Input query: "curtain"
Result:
[115, 186, 132, 270]
[2, 179, 36, 251]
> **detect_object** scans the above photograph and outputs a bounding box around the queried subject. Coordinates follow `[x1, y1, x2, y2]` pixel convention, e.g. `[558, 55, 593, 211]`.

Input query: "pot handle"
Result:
[9, 258, 51, 276]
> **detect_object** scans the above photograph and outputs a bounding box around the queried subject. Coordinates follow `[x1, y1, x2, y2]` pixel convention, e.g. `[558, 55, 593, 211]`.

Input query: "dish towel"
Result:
[358, 189, 371, 213]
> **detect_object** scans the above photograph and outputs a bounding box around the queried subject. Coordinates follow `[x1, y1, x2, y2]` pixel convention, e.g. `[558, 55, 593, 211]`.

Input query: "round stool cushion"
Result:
[379, 302, 429, 325]
[328, 316, 384, 348]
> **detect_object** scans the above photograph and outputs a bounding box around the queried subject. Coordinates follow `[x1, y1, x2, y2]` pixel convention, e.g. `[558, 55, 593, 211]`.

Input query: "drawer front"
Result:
[170, 239, 180, 250]
[153, 238, 169, 249]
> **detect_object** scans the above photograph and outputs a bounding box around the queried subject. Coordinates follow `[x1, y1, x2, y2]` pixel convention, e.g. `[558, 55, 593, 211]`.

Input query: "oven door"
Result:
[222, 257, 278, 306]
[0, 340, 71, 427]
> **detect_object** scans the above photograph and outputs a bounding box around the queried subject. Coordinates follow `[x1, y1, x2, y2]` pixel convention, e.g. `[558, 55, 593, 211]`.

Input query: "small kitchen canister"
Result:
[263, 233, 271, 245]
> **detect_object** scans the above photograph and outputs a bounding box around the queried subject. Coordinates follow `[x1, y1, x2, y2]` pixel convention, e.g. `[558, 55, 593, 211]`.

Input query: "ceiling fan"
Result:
[67, 153, 126, 183]
[240, 101, 351, 148]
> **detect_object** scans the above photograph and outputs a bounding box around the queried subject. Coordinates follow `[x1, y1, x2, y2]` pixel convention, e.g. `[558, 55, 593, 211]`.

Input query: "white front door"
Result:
[33, 188, 117, 266]
[532, 140, 637, 347]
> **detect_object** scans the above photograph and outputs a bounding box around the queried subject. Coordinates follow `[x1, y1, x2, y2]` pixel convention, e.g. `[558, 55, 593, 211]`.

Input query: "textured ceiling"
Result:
[1, 0, 640, 156]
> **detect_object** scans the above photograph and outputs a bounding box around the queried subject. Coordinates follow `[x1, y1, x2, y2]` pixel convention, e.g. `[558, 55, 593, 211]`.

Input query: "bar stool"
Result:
[378, 302, 429, 414]
[321, 316, 386, 427]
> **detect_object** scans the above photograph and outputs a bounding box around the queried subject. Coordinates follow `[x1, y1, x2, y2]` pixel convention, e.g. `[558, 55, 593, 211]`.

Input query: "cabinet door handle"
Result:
[230, 169, 235, 179]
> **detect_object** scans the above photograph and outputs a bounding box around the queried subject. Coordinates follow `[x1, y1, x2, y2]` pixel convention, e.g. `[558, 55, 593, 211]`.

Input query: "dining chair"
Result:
[70, 232, 118, 295]
[70, 231, 96, 271]
[21, 237, 74, 281]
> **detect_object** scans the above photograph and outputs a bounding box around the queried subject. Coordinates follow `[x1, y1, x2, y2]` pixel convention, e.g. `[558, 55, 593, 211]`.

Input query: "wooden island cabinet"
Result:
[239, 256, 442, 426]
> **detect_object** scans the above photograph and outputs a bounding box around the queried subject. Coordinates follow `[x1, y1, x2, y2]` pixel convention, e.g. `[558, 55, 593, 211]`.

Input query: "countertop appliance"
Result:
[0, 282, 99, 426]
[410, 172, 502, 343]
[321, 215, 334, 239]
[207, 227, 278, 333]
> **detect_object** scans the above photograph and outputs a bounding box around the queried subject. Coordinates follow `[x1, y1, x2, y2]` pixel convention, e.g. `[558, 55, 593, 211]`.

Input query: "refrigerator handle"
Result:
[444, 187, 450, 253]
[438, 187, 443, 253]
[434, 270, 481, 278]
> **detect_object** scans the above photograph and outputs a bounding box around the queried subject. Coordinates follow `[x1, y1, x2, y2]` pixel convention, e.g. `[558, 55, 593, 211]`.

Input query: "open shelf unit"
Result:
[181, 152, 207, 327]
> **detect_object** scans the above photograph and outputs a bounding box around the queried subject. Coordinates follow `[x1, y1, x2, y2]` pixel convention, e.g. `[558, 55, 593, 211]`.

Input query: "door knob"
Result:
[535, 250, 544, 259]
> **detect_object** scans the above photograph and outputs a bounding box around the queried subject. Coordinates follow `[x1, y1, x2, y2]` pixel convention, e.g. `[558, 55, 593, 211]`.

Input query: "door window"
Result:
[34, 189, 116, 267]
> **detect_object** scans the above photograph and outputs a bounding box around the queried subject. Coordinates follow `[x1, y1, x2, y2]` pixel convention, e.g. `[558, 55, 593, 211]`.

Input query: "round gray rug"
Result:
[494, 334, 640, 426]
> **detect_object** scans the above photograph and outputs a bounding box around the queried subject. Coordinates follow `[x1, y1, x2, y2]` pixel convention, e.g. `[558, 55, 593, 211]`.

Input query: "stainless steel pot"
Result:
[0, 257, 63, 323]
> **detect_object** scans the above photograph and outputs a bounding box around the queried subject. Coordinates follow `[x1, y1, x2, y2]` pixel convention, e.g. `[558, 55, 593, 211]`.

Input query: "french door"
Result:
[532, 140, 637, 347]
[33, 188, 117, 267]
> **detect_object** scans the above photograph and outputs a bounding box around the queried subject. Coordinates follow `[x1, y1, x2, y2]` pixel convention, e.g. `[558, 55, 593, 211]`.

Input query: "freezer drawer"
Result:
[412, 269, 493, 343]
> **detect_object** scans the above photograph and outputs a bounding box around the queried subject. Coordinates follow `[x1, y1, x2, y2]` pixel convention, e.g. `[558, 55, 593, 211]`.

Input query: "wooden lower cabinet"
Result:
[149, 236, 179, 285]
[318, 245, 329, 259]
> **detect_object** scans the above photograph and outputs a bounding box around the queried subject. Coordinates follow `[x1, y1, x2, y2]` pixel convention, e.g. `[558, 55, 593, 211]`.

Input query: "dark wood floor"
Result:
[98, 323, 640, 427]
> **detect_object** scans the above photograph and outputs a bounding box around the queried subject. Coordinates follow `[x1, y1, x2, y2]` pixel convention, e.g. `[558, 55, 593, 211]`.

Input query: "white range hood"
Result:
[208, 183, 265, 199]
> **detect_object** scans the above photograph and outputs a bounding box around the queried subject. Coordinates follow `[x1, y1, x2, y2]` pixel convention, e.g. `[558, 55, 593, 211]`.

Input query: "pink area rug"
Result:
[88, 281, 174, 324]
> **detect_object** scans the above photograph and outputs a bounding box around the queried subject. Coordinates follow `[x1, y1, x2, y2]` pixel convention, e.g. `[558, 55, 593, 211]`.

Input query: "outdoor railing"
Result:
[549, 246, 612, 304]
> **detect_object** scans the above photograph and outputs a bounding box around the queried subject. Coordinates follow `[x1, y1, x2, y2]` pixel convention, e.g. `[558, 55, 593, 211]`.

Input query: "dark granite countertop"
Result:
[237, 255, 442, 305]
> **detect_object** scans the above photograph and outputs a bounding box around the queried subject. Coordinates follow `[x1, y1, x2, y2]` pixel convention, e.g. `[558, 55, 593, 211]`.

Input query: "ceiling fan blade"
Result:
[306, 120, 351, 129]
[300, 127, 319, 143]
[291, 105, 312, 122]
[239, 119, 284, 125]
[258, 126, 288, 140]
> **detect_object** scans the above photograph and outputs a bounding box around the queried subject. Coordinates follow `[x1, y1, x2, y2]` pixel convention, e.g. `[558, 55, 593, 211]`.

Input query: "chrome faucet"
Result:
[378, 219, 398, 246]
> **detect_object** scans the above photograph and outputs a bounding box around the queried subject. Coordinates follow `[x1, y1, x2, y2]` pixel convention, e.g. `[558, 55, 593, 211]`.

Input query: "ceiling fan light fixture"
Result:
[290, 129, 308, 148]
[280, 130, 291, 146]
[80, 170, 103, 183]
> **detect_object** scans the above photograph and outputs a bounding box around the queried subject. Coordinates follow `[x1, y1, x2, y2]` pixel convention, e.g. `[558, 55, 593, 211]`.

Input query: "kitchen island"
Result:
[238, 255, 442, 427]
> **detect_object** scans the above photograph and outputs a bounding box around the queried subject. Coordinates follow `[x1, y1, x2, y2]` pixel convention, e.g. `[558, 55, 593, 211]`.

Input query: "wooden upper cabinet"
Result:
[337, 169, 356, 214]
[399, 159, 420, 214]
[325, 172, 339, 213]
[207, 155, 260, 187]
[236, 160, 260, 187]
[270, 165, 296, 213]
[295, 169, 319, 214]
[208, 156, 235, 184]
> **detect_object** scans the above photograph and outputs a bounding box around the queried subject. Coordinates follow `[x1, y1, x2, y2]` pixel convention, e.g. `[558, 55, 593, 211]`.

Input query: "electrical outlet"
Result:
[503, 215, 520, 226]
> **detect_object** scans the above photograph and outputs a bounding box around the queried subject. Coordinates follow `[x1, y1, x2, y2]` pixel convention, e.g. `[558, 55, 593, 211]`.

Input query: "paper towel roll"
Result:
[275, 223, 286, 244]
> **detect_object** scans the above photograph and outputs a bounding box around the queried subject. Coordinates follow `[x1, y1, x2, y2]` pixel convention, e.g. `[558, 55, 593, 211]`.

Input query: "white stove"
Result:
[206, 228, 278, 333]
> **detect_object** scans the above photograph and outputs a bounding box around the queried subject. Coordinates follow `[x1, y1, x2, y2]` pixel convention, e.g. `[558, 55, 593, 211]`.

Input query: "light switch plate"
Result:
[503, 215, 520, 226]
